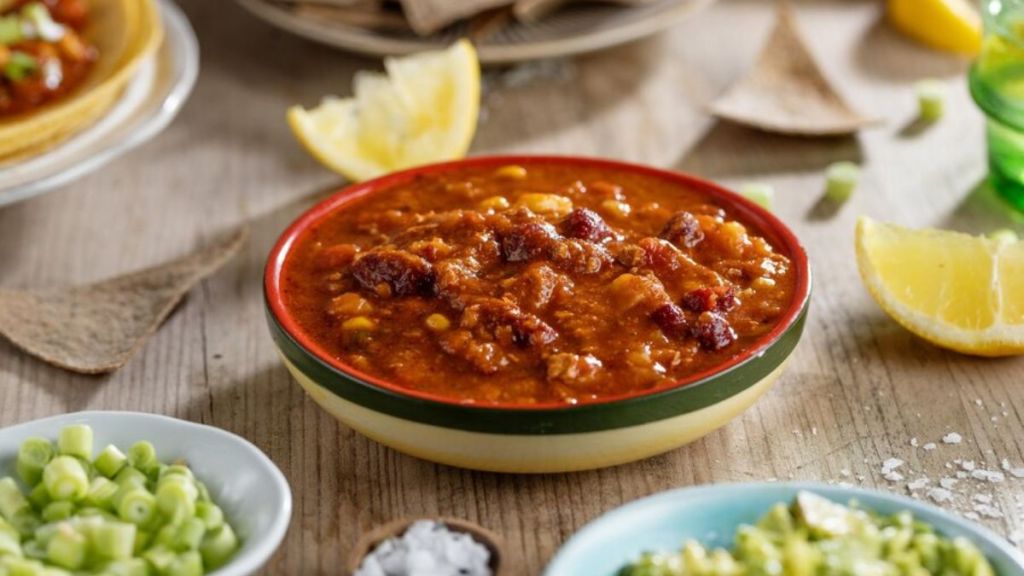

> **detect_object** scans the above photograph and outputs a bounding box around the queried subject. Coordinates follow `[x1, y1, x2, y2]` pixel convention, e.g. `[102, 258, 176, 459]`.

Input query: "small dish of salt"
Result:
[348, 517, 503, 576]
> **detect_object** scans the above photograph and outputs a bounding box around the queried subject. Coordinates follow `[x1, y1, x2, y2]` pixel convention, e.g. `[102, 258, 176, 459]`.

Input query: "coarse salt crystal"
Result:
[882, 458, 905, 474]
[940, 477, 958, 490]
[354, 521, 492, 576]
[971, 469, 1005, 483]
[910, 438, 919, 447]
[942, 433, 963, 445]
[927, 487, 954, 503]
[907, 478, 930, 491]
[923, 443, 937, 451]
[973, 504, 1004, 519]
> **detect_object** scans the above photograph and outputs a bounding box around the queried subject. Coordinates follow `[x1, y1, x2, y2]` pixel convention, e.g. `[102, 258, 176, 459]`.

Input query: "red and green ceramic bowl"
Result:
[264, 156, 812, 473]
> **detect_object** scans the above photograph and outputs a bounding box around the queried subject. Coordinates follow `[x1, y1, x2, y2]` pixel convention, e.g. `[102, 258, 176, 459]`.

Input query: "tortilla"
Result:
[0, 227, 248, 375]
[709, 3, 878, 136]
[0, 0, 164, 159]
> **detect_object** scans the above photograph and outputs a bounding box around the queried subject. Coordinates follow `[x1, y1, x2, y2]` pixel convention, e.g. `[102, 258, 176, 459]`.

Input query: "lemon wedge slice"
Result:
[287, 39, 481, 182]
[887, 0, 982, 55]
[856, 217, 1024, 356]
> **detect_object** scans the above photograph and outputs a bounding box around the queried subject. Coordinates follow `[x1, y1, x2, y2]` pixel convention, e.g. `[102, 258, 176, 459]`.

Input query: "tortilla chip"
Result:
[399, 0, 514, 35]
[513, 0, 661, 23]
[709, 3, 878, 136]
[0, 0, 164, 159]
[294, 3, 410, 31]
[0, 228, 248, 375]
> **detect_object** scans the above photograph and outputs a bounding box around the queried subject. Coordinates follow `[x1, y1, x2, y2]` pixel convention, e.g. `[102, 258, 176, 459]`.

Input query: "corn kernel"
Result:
[329, 293, 373, 316]
[600, 199, 631, 218]
[478, 196, 510, 211]
[424, 313, 451, 331]
[342, 316, 375, 331]
[495, 165, 528, 179]
[751, 277, 776, 289]
[515, 193, 573, 217]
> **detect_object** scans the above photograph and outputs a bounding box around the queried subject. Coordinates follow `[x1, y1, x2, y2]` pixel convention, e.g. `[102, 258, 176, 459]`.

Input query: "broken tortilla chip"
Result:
[399, 0, 514, 36]
[0, 227, 248, 375]
[709, 3, 879, 136]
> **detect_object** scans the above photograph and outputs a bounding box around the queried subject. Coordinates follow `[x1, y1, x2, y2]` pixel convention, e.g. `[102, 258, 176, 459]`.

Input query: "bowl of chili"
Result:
[265, 156, 811, 473]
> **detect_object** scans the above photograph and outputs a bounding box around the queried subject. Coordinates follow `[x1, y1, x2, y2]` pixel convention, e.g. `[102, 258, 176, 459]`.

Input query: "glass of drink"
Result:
[971, 0, 1024, 211]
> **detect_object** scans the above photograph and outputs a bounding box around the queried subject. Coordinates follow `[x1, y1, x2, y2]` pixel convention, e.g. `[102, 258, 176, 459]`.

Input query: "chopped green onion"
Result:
[199, 524, 238, 570]
[93, 446, 128, 480]
[17, 438, 54, 487]
[87, 521, 136, 562]
[167, 550, 203, 576]
[0, 478, 32, 522]
[174, 518, 206, 552]
[195, 502, 223, 531]
[27, 484, 50, 511]
[0, 16, 23, 46]
[126, 442, 157, 476]
[156, 476, 197, 522]
[825, 161, 860, 203]
[1, 556, 47, 575]
[0, 518, 21, 558]
[113, 467, 146, 491]
[83, 477, 118, 511]
[56, 426, 92, 462]
[42, 458, 88, 502]
[41, 502, 74, 523]
[141, 545, 175, 572]
[738, 183, 774, 210]
[988, 228, 1019, 244]
[45, 525, 85, 570]
[116, 489, 155, 527]
[916, 79, 945, 122]
[4, 51, 36, 81]
[158, 465, 193, 482]
[101, 558, 149, 576]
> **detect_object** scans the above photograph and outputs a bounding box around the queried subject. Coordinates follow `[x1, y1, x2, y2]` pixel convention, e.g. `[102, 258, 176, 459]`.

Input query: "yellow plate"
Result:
[0, 0, 164, 159]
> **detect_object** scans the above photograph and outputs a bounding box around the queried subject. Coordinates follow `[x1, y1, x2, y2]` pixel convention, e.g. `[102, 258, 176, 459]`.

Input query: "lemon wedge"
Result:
[887, 0, 982, 56]
[856, 217, 1024, 356]
[287, 39, 481, 182]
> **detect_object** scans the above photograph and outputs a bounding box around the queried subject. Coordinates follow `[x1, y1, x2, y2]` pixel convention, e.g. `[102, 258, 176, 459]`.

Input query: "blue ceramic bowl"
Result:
[545, 482, 1024, 575]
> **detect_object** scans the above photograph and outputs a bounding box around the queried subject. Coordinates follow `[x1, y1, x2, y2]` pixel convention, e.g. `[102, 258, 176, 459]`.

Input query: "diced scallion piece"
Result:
[126, 442, 157, 475]
[83, 477, 118, 510]
[0, 478, 32, 522]
[4, 51, 36, 81]
[916, 79, 945, 122]
[156, 476, 197, 522]
[116, 489, 156, 527]
[988, 228, 1019, 244]
[42, 458, 88, 502]
[738, 183, 774, 210]
[94, 445, 128, 479]
[195, 501, 224, 531]
[56, 426, 92, 461]
[45, 524, 86, 570]
[0, 16, 24, 45]
[199, 523, 238, 570]
[825, 162, 860, 203]
[88, 521, 136, 562]
[16, 438, 53, 487]
[41, 501, 74, 523]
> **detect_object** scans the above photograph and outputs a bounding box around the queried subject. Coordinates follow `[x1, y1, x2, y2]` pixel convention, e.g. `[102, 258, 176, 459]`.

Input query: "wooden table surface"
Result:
[3, 0, 1023, 573]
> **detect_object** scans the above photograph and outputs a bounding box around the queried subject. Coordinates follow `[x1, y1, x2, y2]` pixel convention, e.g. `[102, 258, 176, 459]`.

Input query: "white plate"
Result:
[0, 411, 292, 576]
[0, 0, 199, 208]
[235, 0, 714, 64]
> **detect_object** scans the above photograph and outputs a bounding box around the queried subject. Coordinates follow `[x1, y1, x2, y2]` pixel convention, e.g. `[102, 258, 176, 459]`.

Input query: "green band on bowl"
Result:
[266, 298, 809, 436]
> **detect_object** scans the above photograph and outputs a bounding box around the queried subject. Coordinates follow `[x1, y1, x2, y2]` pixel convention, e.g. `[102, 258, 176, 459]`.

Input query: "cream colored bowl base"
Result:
[283, 357, 787, 473]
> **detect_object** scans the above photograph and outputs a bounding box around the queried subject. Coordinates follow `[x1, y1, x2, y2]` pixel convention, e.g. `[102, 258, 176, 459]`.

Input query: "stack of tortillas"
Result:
[280, 0, 661, 37]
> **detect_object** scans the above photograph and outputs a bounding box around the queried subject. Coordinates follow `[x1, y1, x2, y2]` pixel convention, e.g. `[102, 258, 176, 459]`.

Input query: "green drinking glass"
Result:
[971, 0, 1024, 211]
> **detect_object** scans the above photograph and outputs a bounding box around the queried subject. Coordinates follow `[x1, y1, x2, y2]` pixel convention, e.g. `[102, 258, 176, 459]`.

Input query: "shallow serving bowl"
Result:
[544, 482, 1024, 575]
[264, 156, 812, 474]
[0, 411, 292, 576]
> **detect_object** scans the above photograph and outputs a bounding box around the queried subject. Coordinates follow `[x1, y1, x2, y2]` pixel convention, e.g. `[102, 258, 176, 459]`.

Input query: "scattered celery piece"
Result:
[825, 162, 860, 203]
[93, 446, 127, 480]
[738, 183, 774, 210]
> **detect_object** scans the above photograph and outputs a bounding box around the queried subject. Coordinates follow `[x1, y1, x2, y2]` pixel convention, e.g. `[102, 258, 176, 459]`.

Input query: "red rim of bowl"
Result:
[265, 155, 812, 412]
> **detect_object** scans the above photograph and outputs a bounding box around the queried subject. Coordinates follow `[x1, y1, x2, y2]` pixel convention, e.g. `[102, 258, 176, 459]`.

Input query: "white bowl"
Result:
[0, 411, 292, 576]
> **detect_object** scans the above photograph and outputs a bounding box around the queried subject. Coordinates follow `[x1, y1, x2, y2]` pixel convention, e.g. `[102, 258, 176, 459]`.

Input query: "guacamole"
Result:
[619, 492, 996, 576]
